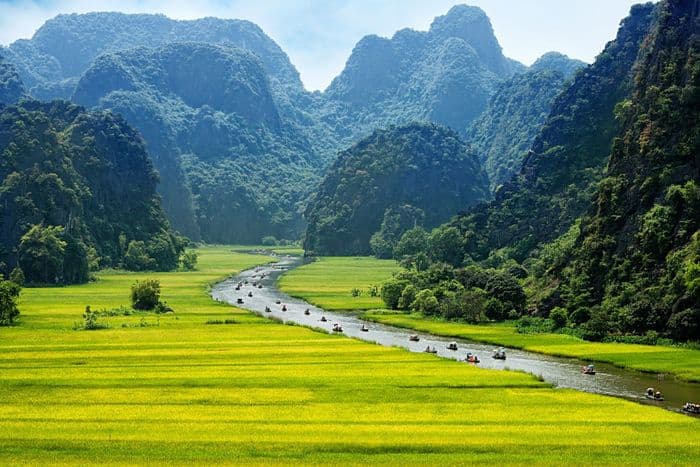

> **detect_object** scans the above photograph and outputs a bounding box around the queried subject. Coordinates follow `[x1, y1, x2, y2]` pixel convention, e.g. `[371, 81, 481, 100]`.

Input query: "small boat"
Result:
[682, 402, 700, 414]
[447, 342, 458, 351]
[360, 324, 369, 332]
[275, 299, 281, 305]
[304, 309, 311, 316]
[236, 298, 244, 304]
[409, 335, 420, 342]
[248, 291, 253, 297]
[244, 281, 249, 285]
[581, 364, 596, 375]
[645, 388, 664, 401]
[258, 285, 263, 289]
[465, 352, 479, 363]
[332, 324, 343, 333]
[235, 285, 241, 291]
[492, 348, 506, 360]
[264, 306, 271, 313]
[281, 305, 287, 311]
[424, 346, 437, 354]
[320, 316, 327, 322]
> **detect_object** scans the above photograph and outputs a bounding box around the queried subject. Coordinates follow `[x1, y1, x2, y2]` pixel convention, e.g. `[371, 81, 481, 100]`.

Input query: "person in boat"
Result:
[264, 306, 271, 312]
[646, 388, 655, 397]
[248, 291, 253, 297]
[655, 391, 663, 400]
[304, 308, 310, 315]
[282, 304, 287, 311]
[320, 316, 327, 322]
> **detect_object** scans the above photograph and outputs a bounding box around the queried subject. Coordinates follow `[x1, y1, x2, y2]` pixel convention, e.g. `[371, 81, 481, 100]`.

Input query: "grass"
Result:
[364, 312, 700, 383]
[278, 256, 399, 310]
[0, 247, 698, 464]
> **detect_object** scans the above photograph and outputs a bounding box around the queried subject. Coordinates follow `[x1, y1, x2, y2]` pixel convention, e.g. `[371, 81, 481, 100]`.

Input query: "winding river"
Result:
[211, 255, 700, 415]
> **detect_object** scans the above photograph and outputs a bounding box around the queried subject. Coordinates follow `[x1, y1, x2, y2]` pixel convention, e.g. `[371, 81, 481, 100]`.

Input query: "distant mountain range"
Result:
[2, 5, 582, 243]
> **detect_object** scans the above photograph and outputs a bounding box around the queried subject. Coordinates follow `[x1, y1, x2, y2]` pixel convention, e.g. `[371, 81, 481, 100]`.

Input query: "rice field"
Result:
[0, 247, 698, 464]
[278, 256, 399, 310]
[279, 256, 700, 382]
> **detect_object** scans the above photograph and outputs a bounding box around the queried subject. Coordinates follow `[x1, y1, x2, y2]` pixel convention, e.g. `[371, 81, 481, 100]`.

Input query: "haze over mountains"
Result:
[1, 5, 584, 243]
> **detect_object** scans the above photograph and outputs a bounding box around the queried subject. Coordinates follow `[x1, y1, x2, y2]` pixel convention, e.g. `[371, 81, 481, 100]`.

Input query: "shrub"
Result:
[549, 307, 569, 329]
[130, 279, 161, 310]
[9, 267, 24, 286]
[82, 305, 107, 330]
[261, 236, 278, 246]
[0, 280, 21, 325]
[179, 250, 198, 271]
[398, 284, 417, 309]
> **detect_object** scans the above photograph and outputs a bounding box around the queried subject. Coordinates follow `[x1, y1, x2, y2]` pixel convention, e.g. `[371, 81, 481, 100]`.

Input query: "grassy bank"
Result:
[364, 312, 700, 382]
[278, 256, 399, 310]
[0, 247, 697, 464]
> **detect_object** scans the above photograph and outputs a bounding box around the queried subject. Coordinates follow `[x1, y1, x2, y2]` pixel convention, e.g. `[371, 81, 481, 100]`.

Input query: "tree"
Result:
[180, 250, 198, 271]
[411, 289, 439, 316]
[380, 279, 408, 309]
[124, 241, 156, 271]
[428, 226, 464, 266]
[485, 272, 526, 314]
[130, 279, 161, 310]
[9, 267, 24, 286]
[0, 280, 21, 325]
[18, 225, 67, 284]
[393, 227, 429, 260]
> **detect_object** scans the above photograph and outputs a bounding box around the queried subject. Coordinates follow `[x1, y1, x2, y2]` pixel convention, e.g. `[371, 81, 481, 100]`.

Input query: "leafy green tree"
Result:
[130, 279, 161, 310]
[18, 225, 67, 284]
[398, 284, 417, 310]
[0, 280, 21, 325]
[124, 241, 156, 271]
[411, 289, 439, 316]
[549, 307, 568, 329]
[179, 250, 198, 271]
[428, 226, 464, 266]
[394, 227, 429, 260]
[262, 236, 278, 246]
[380, 279, 408, 310]
[9, 267, 24, 286]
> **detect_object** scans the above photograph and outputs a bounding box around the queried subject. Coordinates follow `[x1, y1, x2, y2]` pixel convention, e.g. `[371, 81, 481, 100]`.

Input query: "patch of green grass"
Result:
[0, 248, 697, 464]
[278, 256, 399, 310]
[365, 312, 700, 382]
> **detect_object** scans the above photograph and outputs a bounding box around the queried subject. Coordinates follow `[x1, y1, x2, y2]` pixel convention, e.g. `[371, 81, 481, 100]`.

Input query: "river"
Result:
[211, 255, 700, 416]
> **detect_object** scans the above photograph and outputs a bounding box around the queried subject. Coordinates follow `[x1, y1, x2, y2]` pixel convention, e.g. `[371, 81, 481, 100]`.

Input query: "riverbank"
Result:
[364, 312, 700, 383]
[276, 256, 700, 383]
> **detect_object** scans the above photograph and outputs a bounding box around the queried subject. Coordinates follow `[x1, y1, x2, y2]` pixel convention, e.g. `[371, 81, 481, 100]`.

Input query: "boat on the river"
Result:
[282, 305, 287, 311]
[304, 308, 310, 315]
[258, 284, 263, 289]
[409, 335, 420, 342]
[465, 353, 479, 363]
[360, 324, 369, 332]
[320, 316, 327, 322]
[275, 299, 281, 304]
[447, 342, 458, 351]
[493, 348, 506, 360]
[236, 298, 244, 304]
[682, 402, 700, 414]
[248, 291, 253, 297]
[645, 388, 664, 401]
[264, 306, 271, 313]
[582, 364, 596, 375]
[332, 323, 343, 333]
[424, 346, 437, 354]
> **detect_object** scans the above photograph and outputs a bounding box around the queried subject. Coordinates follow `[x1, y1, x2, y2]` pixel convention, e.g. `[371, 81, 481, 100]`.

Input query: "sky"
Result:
[0, 0, 645, 91]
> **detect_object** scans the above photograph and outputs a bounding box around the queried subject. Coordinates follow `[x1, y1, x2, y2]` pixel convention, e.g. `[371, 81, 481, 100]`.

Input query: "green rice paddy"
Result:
[0, 247, 698, 464]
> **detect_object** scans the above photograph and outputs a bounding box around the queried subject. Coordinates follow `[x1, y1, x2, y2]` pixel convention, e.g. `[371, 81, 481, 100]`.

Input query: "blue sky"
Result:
[0, 0, 646, 91]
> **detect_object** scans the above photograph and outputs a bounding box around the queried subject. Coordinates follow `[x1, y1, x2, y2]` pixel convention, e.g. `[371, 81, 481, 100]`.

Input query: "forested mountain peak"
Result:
[303, 122, 489, 256]
[322, 4, 523, 142]
[3, 11, 303, 100]
[0, 100, 184, 284]
[468, 52, 587, 189]
[429, 5, 513, 76]
[73, 41, 322, 243]
[450, 1, 658, 262]
[530, 51, 587, 79]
